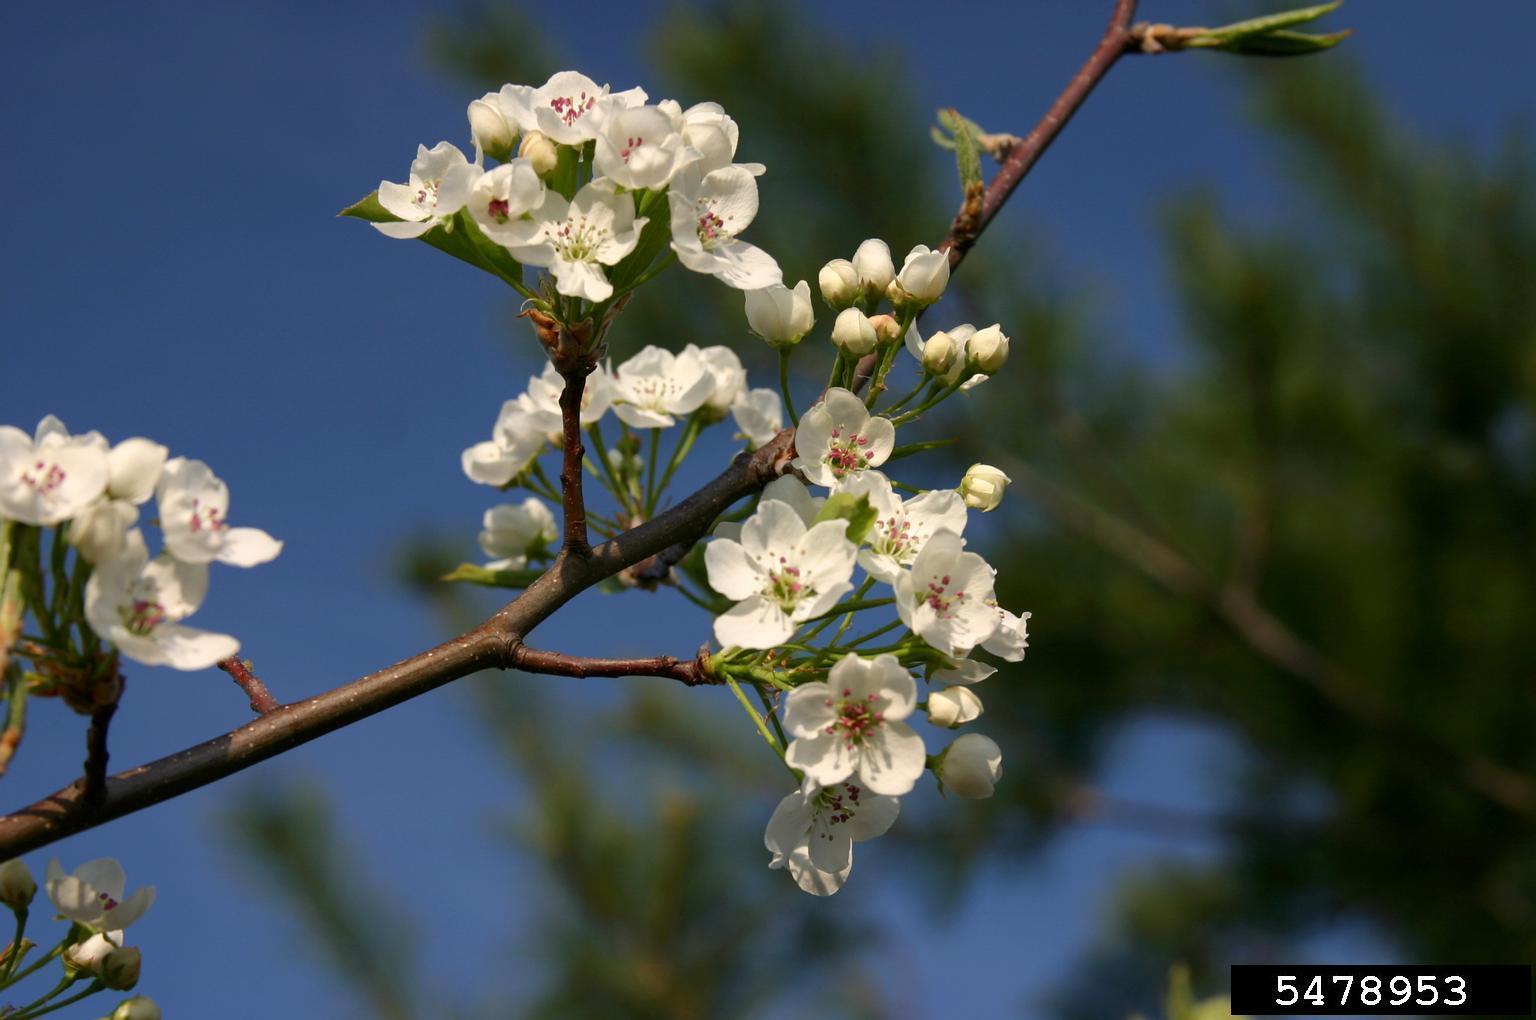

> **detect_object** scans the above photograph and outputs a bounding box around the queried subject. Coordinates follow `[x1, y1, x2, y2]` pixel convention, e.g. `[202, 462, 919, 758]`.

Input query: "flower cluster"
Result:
[0, 416, 280, 671]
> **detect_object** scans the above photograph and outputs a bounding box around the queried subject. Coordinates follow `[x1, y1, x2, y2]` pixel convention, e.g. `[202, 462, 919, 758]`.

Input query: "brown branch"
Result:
[0, 430, 796, 858]
[940, 0, 1140, 271]
[82, 684, 120, 807]
[218, 656, 280, 715]
[510, 645, 717, 686]
[557, 366, 592, 555]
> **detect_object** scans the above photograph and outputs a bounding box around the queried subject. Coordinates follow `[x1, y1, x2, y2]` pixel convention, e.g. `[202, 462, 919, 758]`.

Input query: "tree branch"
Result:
[557, 366, 592, 555]
[218, 656, 281, 715]
[509, 645, 716, 686]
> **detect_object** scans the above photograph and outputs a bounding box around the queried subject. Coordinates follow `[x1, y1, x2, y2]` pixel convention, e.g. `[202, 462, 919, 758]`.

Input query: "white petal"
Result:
[713, 596, 791, 650]
[784, 730, 855, 788]
[106, 439, 168, 505]
[150, 623, 241, 671]
[856, 722, 926, 796]
[703, 539, 763, 601]
[215, 527, 283, 567]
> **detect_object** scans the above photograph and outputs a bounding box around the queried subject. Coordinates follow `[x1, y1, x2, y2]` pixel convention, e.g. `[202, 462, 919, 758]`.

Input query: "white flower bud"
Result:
[921, 330, 959, 376]
[866, 313, 902, 345]
[67, 499, 138, 565]
[518, 130, 559, 177]
[0, 859, 35, 911]
[966, 323, 1009, 373]
[934, 733, 1002, 798]
[468, 93, 516, 163]
[927, 685, 983, 728]
[818, 259, 860, 309]
[101, 945, 142, 990]
[958, 463, 1011, 512]
[889, 244, 950, 309]
[851, 238, 894, 297]
[744, 280, 815, 348]
[65, 931, 121, 975]
[831, 308, 878, 357]
[112, 996, 162, 1020]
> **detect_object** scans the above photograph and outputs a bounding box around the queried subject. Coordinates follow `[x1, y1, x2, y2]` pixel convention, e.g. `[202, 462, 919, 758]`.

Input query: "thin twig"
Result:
[557, 366, 592, 555]
[510, 644, 717, 687]
[217, 656, 281, 715]
[82, 678, 120, 807]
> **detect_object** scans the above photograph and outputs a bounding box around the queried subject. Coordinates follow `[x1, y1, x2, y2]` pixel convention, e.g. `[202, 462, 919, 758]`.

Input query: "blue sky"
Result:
[3, 1, 1533, 1016]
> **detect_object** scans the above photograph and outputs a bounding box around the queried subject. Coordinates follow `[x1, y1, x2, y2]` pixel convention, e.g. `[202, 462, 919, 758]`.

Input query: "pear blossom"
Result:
[744, 280, 814, 348]
[468, 91, 516, 162]
[904, 323, 989, 390]
[926, 685, 983, 728]
[516, 363, 614, 439]
[593, 104, 692, 190]
[958, 463, 1011, 511]
[764, 778, 899, 896]
[834, 471, 968, 583]
[0, 416, 109, 526]
[65, 929, 124, 975]
[498, 72, 646, 146]
[684, 343, 747, 416]
[113, 997, 161, 1020]
[375, 142, 480, 239]
[783, 653, 927, 796]
[156, 458, 282, 567]
[730, 388, 784, 448]
[45, 858, 155, 933]
[611, 345, 714, 428]
[930, 653, 997, 686]
[478, 498, 557, 571]
[466, 159, 546, 244]
[893, 529, 1000, 658]
[714, 475, 821, 543]
[831, 308, 878, 357]
[668, 165, 781, 289]
[966, 323, 1010, 373]
[790, 388, 896, 487]
[106, 438, 168, 505]
[519, 130, 559, 176]
[505, 179, 646, 301]
[981, 606, 1031, 661]
[68, 498, 139, 565]
[920, 329, 959, 376]
[68, 436, 170, 563]
[0, 858, 36, 910]
[851, 238, 895, 298]
[934, 733, 1002, 798]
[888, 243, 950, 308]
[462, 399, 547, 486]
[84, 530, 239, 669]
[100, 943, 142, 990]
[704, 500, 856, 649]
[658, 99, 763, 176]
[818, 259, 860, 309]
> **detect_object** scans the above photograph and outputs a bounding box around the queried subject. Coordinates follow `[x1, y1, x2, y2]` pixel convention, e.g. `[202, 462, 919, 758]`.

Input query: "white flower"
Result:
[934, 733, 1002, 798]
[45, 858, 155, 933]
[518, 130, 559, 176]
[981, 606, 1030, 661]
[730, 388, 784, 448]
[714, 475, 821, 543]
[920, 329, 959, 375]
[498, 72, 647, 146]
[468, 91, 517, 162]
[375, 142, 480, 239]
[0, 858, 35, 910]
[505, 179, 646, 301]
[790, 388, 896, 487]
[611, 345, 714, 428]
[817, 259, 860, 309]
[462, 399, 547, 486]
[479, 498, 557, 570]
[658, 100, 763, 176]
[927, 685, 983, 728]
[967, 323, 1009, 373]
[112, 997, 162, 1020]
[466, 159, 546, 244]
[704, 500, 856, 649]
[831, 308, 878, 357]
[744, 280, 814, 348]
[764, 778, 899, 896]
[106, 438, 168, 506]
[84, 530, 239, 669]
[668, 165, 781, 289]
[68, 499, 139, 565]
[930, 654, 997, 686]
[516, 363, 614, 439]
[903, 323, 989, 390]
[0, 416, 109, 526]
[834, 471, 968, 583]
[67, 437, 168, 564]
[684, 344, 747, 416]
[851, 238, 894, 298]
[958, 463, 1011, 512]
[783, 653, 927, 796]
[893, 530, 1000, 658]
[65, 929, 124, 974]
[156, 458, 282, 567]
[593, 104, 692, 190]
[888, 243, 950, 308]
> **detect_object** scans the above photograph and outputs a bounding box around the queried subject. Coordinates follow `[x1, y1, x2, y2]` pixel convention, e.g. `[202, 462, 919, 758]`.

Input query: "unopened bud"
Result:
[888, 244, 950, 310]
[921, 330, 958, 376]
[927, 686, 983, 728]
[933, 733, 1002, 798]
[101, 945, 142, 990]
[867, 313, 902, 345]
[851, 238, 894, 298]
[744, 280, 815, 348]
[958, 463, 1010, 512]
[65, 931, 120, 976]
[468, 93, 516, 163]
[966, 323, 1009, 373]
[831, 308, 878, 357]
[112, 996, 162, 1020]
[0, 859, 35, 911]
[518, 130, 559, 177]
[818, 259, 860, 309]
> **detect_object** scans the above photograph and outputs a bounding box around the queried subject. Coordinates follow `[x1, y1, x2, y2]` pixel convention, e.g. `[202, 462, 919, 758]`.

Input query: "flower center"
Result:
[619, 135, 645, 161]
[122, 596, 167, 637]
[18, 458, 66, 495]
[187, 498, 227, 535]
[548, 215, 611, 263]
[96, 890, 120, 911]
[763, 555, 814, 611]
[411, 178, 442, 214]
[692, 199, 737, 249]
[813, 783, 865, 832]
[625, 374, 686, 410]
[923, 573, 968, 618]
[822, 688, 884, 747]
[872, 514, 917, 560]
[549, 91, 596, 127]
[487, 197, 511, 223]
[822, 427, 873, 478]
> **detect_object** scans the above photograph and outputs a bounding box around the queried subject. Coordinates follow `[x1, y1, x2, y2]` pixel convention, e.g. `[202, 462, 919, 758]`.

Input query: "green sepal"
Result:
[440, 563, 542, 589]
[813, 492, 877, 546]
[341, 194, 535, 296]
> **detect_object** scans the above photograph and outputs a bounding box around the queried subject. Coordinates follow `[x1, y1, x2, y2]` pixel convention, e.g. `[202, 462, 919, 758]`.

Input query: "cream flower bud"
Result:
[101, 945, 142, 990]
[112, 996, 162, 1020]
[958, 463, 1010, 511]
[927, 685, 983, 728]
[934, 733, 1002, 798]
[866, 313, 902, 345]
[68, 499, 138, 565]
[921, 330, 958, 376]
[967, 323, 1009, 373]
[0, 859, 35, 911]
[851, 238, 894, 297]
[889, 244, 950, 309]
[65, 931, 120, 975]
[831, 308, 878, 357]
[745, 280, 815, 348]
[518, 130, 559, 177]
[468, 93, 516, 163]
[818, 259, 860, 309]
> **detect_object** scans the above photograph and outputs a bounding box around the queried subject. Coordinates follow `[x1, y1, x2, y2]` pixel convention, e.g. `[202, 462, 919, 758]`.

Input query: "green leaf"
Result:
[1197, 0, 1342, 42]
[606, 198, 675, 293]
[338, 191, 392, 222]
[441, 563, 542, 588]
[342, 192, 536, 297]
[937, 108, 983, 192]
[813, 492, 877, 545]
[1196, 28, 1351, 56]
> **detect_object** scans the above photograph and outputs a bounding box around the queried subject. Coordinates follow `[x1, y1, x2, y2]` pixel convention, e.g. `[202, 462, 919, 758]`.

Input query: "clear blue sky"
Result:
[2, 1, 1532, 1016]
